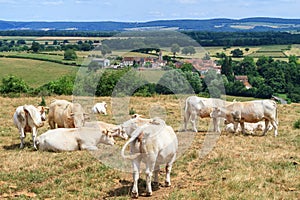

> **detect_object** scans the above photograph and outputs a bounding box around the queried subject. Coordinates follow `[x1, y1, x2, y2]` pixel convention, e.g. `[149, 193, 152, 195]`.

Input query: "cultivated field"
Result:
[0, 95, 299, 199]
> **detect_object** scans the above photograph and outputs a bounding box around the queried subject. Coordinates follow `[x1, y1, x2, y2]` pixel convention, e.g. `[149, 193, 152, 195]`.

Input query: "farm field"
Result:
[0, 58, 78, 88]
[0, 95, 299, 199]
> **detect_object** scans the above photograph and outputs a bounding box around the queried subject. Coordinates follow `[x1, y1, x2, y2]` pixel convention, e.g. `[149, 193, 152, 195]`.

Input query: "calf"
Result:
[121, 118, 178, 198]
[13, 105, 45, 149]
[35, 127, 115, 152]
[225, 121, 273, 134]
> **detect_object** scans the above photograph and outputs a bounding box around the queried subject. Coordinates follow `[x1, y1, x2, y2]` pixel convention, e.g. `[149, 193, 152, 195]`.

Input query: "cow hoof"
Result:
[146, 191, 152, 196]
[165, 181, 171, 187]
[131, 192, 138, 198]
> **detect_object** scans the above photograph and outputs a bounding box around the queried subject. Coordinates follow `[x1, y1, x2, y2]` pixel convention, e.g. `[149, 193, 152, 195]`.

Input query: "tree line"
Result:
[1, 54, 299, 102]
[1, 30, 300, 46]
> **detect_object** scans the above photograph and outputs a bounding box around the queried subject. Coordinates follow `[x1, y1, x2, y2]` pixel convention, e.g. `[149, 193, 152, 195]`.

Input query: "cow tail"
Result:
[23, 105, 40, 127]
[121, 133, 141, 160]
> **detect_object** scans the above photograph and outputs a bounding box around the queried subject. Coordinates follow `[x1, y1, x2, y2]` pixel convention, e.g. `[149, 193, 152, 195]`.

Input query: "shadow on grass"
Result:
[3, 142, 35, 151]
[105, 178, 161, 198]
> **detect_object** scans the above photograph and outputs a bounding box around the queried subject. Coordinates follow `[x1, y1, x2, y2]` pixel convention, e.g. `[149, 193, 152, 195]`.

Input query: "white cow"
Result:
[84, 121, 128, 140]
[184, 96, 230, 133]
[225, 121, 273, 134]
[115, 115, 153, 138]
[91, 102, 107, 115]
[13, 105, 45, 149]
[210, 99, 278, 136]
[121, 118, 178, 198]
[35, 127, 115, 152]
[48, 99, 89, 129]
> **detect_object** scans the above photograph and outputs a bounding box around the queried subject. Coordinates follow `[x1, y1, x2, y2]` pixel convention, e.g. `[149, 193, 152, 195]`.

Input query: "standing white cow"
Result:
[35, 127, 115, 152]
[121, 118, 178, 198]
[210, 99, 278, 136]
[13, 105, 45, 149]
[184, 96, 229, 132]
[48, 99, 88, 129]
[91, 102, 107, 115]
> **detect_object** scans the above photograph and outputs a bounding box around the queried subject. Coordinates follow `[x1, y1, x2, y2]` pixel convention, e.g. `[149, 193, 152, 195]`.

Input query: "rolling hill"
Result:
[0, 17, 300, 32]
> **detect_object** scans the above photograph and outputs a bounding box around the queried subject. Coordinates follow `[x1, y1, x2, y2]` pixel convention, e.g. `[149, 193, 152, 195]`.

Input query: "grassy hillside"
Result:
[0, 58, 79, 88]
[0, 95, 299, 199]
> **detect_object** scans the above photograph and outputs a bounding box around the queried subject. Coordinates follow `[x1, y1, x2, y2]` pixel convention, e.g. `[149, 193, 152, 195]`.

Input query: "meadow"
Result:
[0, 95, 299, 199]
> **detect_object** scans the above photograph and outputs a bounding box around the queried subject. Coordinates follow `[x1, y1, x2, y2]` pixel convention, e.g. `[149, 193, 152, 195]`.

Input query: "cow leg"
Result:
[32, 127, 38, 150]
[184, 111, 190, 131]
[131, 159, 140, 198]
[145, 165, 154, 196]
[233, 122, 239, 134]
[153, 163, 160, 185]
[165, 154, 176, 187]
[190, 112, 198, 132]
[19, 128, 25, 149]
[270, 120, 278, 137]
[262, 120, 270, 136]
[213, 117, 221, 133]
[240, 122, 245, 135]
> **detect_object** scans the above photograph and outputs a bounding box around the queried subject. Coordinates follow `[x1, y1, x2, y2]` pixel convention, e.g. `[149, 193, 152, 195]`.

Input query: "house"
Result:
[235, 75, 252, 89]
[185, 59, 221, 74]
[92, 58, 110, 67]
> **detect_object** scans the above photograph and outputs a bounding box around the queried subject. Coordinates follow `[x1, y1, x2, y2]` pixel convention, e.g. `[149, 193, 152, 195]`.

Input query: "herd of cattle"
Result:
[11, 96, 279, 197]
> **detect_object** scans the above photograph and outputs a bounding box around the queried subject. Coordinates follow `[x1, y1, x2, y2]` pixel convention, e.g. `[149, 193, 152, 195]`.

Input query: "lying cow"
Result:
[184, 96, 230, 132]
[13, 105, 46, 149]
[48, 99, 89, 129]
[225, 121, 273, 134]
[121, 118, 178, 198]
[210, 99, 278, 136]
[91, 102, 107, 115]
[35, 127, 115, 152]
[115, 114, 153, 138]
[84, 121, 128, 140]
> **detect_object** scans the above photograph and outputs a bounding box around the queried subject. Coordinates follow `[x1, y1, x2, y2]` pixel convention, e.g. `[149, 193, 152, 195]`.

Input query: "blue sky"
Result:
[0, 0, 299, 22]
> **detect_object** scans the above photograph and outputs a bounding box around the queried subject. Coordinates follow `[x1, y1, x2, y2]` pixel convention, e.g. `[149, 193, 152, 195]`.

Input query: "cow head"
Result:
[231, 110, 241, 122]
[110, 126, 129, 140]
[102, 129, 115, 146]
[37, 106, 49, 121]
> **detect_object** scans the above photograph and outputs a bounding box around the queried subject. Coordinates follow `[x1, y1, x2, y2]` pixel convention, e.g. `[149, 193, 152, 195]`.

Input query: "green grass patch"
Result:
[0, 57, 78, 87]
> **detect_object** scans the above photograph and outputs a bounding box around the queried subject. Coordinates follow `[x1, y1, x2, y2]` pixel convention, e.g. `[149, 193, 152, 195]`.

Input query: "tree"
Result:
[181, 46, 196, 55]
[171, 44, 180, 58]
[221, 55, 233, 81]
[230, 48, 243, 57]
[31, 41, 40, 53]
[64, 49, 77, 60]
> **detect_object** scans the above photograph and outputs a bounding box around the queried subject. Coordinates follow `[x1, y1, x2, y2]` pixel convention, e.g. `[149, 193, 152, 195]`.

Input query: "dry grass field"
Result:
[0, 95, 299, 199]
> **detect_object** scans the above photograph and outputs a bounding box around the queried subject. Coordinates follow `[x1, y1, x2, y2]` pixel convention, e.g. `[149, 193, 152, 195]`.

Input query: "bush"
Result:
[293, 119, 300, 129]
[0, 75, 30, 94]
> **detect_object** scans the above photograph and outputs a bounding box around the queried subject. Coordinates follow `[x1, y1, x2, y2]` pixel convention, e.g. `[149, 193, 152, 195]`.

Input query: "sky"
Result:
[0, 0, 299, 22]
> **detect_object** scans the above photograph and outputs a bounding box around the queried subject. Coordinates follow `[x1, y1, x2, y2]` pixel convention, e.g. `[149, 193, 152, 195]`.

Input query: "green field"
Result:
[0, 57, 79, 87]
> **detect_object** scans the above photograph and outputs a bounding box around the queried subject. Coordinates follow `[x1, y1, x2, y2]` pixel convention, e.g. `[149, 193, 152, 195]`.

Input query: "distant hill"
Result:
[0, 17, 300, 32]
